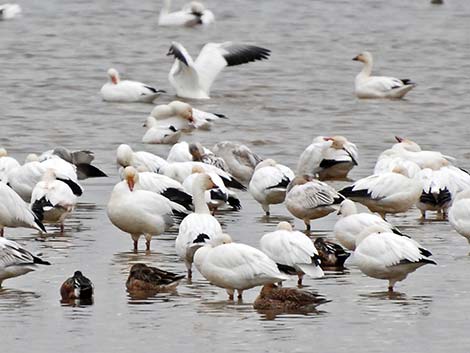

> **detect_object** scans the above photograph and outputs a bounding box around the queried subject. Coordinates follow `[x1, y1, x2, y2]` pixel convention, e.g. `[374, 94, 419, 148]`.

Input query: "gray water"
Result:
[1, 0, 470, 352]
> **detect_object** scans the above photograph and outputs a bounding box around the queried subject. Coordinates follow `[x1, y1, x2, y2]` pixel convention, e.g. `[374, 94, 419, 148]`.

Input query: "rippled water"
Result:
[1, 0, 470, 352]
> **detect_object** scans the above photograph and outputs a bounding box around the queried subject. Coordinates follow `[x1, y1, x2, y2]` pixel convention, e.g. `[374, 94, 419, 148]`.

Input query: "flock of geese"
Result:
[0, 0, 461, 311]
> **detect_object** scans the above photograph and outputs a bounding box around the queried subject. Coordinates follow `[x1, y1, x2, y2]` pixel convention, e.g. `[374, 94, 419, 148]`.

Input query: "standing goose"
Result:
[285, 175, 343, 230]
[354, 225, 436, 292]
[107, 166, 187, 251]
[0, 182, 46, 237]
[249, 159, 294, 216]
[167, 41, 271, 99]
[30, 169, 78, 233]
[448, 189, 470, 245]
[353, 52, 415, 99]
[260, 222, 324, 285]
[338, 167, 422, 219]
[193, 234, 288, 300]
[175, 173, 225, 278]
[100, 68, 165, 103]
[0, 237, 50, 287]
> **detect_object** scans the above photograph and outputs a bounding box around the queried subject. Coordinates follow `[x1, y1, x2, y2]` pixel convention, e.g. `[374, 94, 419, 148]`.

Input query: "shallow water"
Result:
[1, 0, 470, 352]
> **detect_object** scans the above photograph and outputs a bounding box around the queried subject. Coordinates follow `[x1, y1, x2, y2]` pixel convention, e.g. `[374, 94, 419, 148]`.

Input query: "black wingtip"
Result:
[213, 113, 228, 119]
[193, 233, 210, 244]
[76, 164, 108, 180]
[33, 256, 51, 266]
[56, 177, 83, 196]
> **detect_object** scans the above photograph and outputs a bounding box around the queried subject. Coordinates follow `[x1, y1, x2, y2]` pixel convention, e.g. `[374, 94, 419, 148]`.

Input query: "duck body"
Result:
[126, 263, 184, 292]
[60, 271, 93, 301]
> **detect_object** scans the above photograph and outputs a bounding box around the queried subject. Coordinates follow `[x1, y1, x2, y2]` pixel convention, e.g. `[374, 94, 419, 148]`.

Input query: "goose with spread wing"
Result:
[167, 41, 271, 99]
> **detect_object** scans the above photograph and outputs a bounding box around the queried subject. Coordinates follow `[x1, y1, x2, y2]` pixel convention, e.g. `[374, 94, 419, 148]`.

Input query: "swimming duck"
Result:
[60, 271, 93, 302]
[126, 263, 185, 292]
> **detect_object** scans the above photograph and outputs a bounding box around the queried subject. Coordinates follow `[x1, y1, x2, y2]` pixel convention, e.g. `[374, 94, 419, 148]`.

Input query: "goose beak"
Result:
[352, 55, 360, 61]
[395, 136, 404, 142]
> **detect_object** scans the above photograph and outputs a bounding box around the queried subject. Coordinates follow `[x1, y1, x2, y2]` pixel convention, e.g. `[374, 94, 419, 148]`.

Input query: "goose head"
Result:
[188, 143, 205, 161]
[107, 68, 120, 84]
[123, 166, 139, 191]
[150, 104, 174, 120]
[337, 199, 357, 216]
[394, 136, 422, 152]
[0, 148, 7, 157]
[254, 158, 277, 170]
[116, 144, 133, 167]
[169, 101, 194, 124]
[277, 221, 293, 231]
[25, 153, 39, 163]
[194, 172, 218, 191]
[352, 51, 372, 64]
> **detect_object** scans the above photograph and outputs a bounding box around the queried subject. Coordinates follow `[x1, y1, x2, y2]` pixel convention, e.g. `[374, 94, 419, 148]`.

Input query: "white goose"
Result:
[0, 3, 21, 20]
[167, 41, 270, 99]
[182, 167, 241, 213]
[285, 175, 343, 230]
[100, 68, 165, 103]
[0, 182, 46, 237]
[249, 159, 294, 216]
[116, 144, 168, 174]
[338, 167, 422, 219]
[142, 116, 181, 145]
[260, 222, 324, 285]
[150, 101, 226, 131]
[297, 136, 358, 180]
[353, 52, 415, 99]
[194, 234, 288, 300]
[448, 189, 470, 244]
[0, 148, 20, 182]
[30, 169, 78, 233]
[7, 155, 82, 202]
[212, 141, 262, 183]
[158, 0, 214, 27]
[107, 166, 186, 251]
[354, 225, 436, 292]
[167, 141, 212, 162]
[334, 199, 400, 251]
[0, 237, 50, 287]
[175, 173, 224, 278]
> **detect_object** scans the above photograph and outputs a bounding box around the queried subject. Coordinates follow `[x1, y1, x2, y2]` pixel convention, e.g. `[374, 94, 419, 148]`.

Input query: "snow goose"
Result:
[116, 144, 168, 174]
[0, 237, 50, 287]
[60, 271, 94, 303]
[338, 167, 422, 219]
[142, 117, 181, 144]
[193, 234, 288, 300]
[285, 175, 343, 230]
[212, 141, 262, 183]
[314, 237, 350, 269]
[167, 141, 212, 162]
[39, 147, 107, 180]
[0, 3, 21, 20]
[0, 148, 20, 182]
[415, 168, 453, 219]
[107, 166, 187, 251]
[259, 221, 324, 285]
[30, 169, 78, 233]
[175, 173, 225, 278]
[100, 68, 165, 103]
[126, 263, 184, 292]
[167, 41, 271, 99]
[249, 159, 294, 216]
[188, 142, 228, 171]
[334, 199, 400, 251]
[0, 182, 46, 237]
[448, 189, 470, 244]
[253, 283, 328, 312]
[297, 136, 358, 180]
[161, 161, 246, 189]
[158, 0, 214, 27]
[353, 52, 415, 99]
[354, 225, 436, 292]
[134, 170, 193, 210]
[182, 167, 240, 214]
[7, 154, 82, 202]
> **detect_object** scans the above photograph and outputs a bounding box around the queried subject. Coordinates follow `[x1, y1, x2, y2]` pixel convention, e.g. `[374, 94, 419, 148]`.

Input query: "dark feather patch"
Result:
[220, 175, 246, 191]
[227, 196, 241, 210]
[276, 263, 297, 275]
[338, 186, 372, 199]
[167, 44, 189, 66]
[76, 163, 107, 180]
[56, 177, 83, 196]
[266, 176, 290, 190]
[161, 188, 193, 210]
[223, 45, 271, 67]
[193, 233, 210, 244]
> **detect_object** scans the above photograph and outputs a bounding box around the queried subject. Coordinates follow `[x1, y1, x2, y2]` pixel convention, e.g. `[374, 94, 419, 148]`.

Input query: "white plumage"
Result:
[260, 222, 324, 285]
[100, 68, 165, 103]
[0, 3, 21, 20]
[158, 0, 214, 27]
[353, 52, 415, 99]
[354, 225, 435, 291]
[448, 189, 470, 244]
[0, 237, 50, 287]
[249, 159, 294, 215]
[167, 41, 270, 99]
[142, 117, 181, 144]
[116, 144, 168, 174]
[194, 236, 288, 300]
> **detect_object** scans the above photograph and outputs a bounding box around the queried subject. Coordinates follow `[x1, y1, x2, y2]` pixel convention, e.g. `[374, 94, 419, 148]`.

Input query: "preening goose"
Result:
[158, 0, 214, 27]
[167, 41, 270, 99]
[353, 52, 415, 99]
[100, 68, 165, 103]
